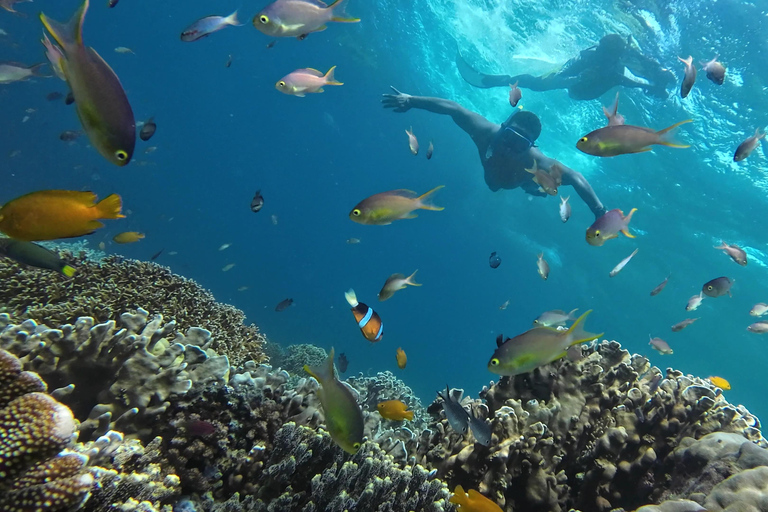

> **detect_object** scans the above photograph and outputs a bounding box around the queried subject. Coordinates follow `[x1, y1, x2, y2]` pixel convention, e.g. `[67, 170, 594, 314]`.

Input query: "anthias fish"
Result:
[253, 0, 360, 39]
[577, 120, 692, 157]
[276, 66, 342, 96]
[345, 289, 383, 341]
[586, 208, 637, 246]
[349, 186, 444, 225]
[41, 0, 136, 166]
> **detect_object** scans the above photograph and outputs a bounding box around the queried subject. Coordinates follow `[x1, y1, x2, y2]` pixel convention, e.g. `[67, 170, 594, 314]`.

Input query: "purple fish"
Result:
[508, 81, 522, 107]
[649, 335, 673, 355]
[602, 91, 625, 126]
[181, 10, 241, 42]
[253, 0, 360, 39]
[586, 208, 637, 247]
[702, 276, 733, 298]
[671, 318, 698, 332]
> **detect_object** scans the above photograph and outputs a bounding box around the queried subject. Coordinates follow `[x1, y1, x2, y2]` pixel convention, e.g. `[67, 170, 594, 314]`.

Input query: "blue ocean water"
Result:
[1, 0, 767, 422]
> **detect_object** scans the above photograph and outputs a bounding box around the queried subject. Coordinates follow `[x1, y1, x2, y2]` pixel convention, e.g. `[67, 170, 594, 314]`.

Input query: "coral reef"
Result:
[0, 308, 230, 441]
[266, 343, 328, 377]
[0, 348, 94, 512]
[0, 252, 265, 365]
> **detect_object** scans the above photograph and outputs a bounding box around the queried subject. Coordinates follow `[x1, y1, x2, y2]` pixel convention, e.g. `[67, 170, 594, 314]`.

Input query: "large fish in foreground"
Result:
[253, 0, 359, 39]
[304, 347, 364, 454]
[576, 120, 692, 157]
[40, 0, 136, 166]
[488, 310, 602, 377]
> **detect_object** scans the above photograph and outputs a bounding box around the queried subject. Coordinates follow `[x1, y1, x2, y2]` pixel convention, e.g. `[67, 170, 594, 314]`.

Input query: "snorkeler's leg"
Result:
[560, 167, 606, 218]
[456, 51, 515, 88]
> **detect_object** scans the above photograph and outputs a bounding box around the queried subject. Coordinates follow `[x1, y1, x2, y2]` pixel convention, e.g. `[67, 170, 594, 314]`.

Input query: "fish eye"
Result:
[353, 442, 361, 450]
[277, 81, 285, 87]
[115, 150, 128, 161]
[490, 358, 499, 366]
[580, 137, 588, 142]
[595, 230, 600, 237]
[352, 209, 361, 216]
[259, 15, 269, 24]
[707, 285, 713, 290]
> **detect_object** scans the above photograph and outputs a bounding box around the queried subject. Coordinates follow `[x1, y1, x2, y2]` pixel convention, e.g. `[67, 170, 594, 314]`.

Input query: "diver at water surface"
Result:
[382, 87, 606, 218]
[457, 34, 675, 100]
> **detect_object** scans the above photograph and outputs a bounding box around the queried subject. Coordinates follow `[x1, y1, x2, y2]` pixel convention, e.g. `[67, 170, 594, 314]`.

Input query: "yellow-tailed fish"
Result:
[0, 239, 76, 276]
[304, 347, 364, 453]
[0, 190, 124, 241]
[276, 66, 342, 96]
[586, 208, 637, 247]
[377, 400, 413, 421]
[0, 0, 30, 14]
[253, 0, 360, 39]
[576, 120, 692, 157]
[378, 269, 420, 301]
[488, 310, 602, 376]
[349, 186, 444, 225]
[113, 231, 144, 244]
[40, 0, 136, 166]
[708, 376, 730, 390]
[450, 485, 503, 512]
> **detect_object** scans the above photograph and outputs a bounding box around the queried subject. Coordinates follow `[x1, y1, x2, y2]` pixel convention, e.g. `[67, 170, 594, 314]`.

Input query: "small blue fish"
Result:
[181, 10, 241, 42]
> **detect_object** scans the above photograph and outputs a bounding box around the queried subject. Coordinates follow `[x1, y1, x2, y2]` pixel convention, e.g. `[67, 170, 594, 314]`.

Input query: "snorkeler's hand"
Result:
[381, 86, 412, 112]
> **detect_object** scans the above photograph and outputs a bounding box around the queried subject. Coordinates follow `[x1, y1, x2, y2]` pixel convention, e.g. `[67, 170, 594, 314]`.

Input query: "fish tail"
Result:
[328, 0, 360, 22]
[324, 65, 343, 86]
[656, 119, 693, 148]
[225, 9, 243, 26]
[416, 185, 445, 211]
[565, 309, 603, 347]
[29, 62, 51, 77]
[449, 485, 469, 506]
[568, 308, 579, 320]
[678, 56, 692, 66]
[404, 410, 414, 421]
[405, 269, 421, 287]
[714, 240, 727, 249]
[621, 208, 637, 238]
[61, 265, 76, 277]
[95, 193, 125, 219]
[304, 347, 335, 384]
[40, 0, 89, 51]
[344, 288, 359, 307]
[756, 127, 766, 140]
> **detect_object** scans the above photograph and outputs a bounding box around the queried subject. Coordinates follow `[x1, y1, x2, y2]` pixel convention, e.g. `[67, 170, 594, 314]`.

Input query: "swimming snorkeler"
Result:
[381, 88, 607, 218]
[457, 34, 675, 100]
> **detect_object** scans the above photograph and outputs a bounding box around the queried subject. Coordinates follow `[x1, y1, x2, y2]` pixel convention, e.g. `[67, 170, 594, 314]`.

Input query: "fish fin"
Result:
[84, 220, 104, 231]
[61, 265, 76, 277]
[568, 308, 579, 320]
[304, 347, 335, 383]
[40, 0, 88, 51]
[678, 55, 693, 66]
[621, 229, 636, 238]
[402, 213, 418, 219]
[95, 193, 125, 219]
[449, 485, 469, 506]
[565, 309, 603, 347]
[300, 68, 324, 76]
[405, 269, 421, 287]
[756, 127, 766, 140]
[324, 65, 343, 85]
[620, 208, 637, 238]
[225, 9, 243, 26]
[316, 87, 325, 93]
[416, 185, 445, 211]
[344, 289, 358, 307]
[328, 0, 360, 22]
[496, 334, 504, 347]
[29, 62, 51, 78]
[510, 80, 518, 88]
[404, 410, 414, 421]
[656, 119, 693, 148]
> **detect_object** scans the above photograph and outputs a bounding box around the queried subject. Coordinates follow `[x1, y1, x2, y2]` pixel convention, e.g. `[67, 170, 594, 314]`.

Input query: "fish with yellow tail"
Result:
[345, 289, 383, 342]
[304, 347, 364, 454]
[488, 310, 602, 377]
[349, 186, 444, 225]
[275, 66, 342, 96]
[0, 239, 76, 276]
[40, 0, 136, 166]
[0, 190, 124, 241]
[450, 485, 502, 512]
[377, 400, 413, 421]
[253, 0, 360, 39]
[586, 208, 637, 247]
[576, 119, 692, 157]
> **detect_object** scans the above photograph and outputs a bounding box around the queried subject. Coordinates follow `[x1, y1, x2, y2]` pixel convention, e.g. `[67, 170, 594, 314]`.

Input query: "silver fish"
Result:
[559, 195, 571, 223]
[437, 386, 469, 435]
[650, 274, 670, 296]
[181, 10, 241, 42]
[649, 335, 673, 354]
[749, 303, 768, 317]
[714, 241, 747, 266]
[406, 126, 418, 155]
[678, 56, 696, 98]
[747, 322, 768, 334]
[536, 253, 549, 280]
[671, 318, 698, 332]
[533, 308, 578, 327]
[734, 128, 765, 162]
[468, 407, 491, 446]
[609, 248, 639, 277]
[686, 292, 704, 311]
[0, 61, 47, 84]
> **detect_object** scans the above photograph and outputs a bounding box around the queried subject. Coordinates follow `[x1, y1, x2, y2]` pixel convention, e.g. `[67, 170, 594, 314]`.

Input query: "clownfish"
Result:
[345, 289, 383, 342]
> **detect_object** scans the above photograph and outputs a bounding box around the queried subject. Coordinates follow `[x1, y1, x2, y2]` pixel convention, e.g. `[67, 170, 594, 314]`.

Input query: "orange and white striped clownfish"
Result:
[345, 288, 383, 342]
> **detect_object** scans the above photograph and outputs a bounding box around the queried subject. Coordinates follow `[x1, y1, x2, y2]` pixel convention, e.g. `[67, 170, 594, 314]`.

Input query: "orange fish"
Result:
[377, 400, 413, 421]
[708, 376, 731, 390]
[345, 288, 383, 342]
[0, 190, 124, 241]
[396, 347, 407, 369]
[113, 231, 144, 244]
[450, 485, 503, 512]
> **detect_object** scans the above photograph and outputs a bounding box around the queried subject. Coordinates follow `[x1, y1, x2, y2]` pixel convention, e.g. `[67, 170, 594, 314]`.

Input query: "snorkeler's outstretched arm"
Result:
[382, 86, 496, 141]
[533, 149, 606, 218]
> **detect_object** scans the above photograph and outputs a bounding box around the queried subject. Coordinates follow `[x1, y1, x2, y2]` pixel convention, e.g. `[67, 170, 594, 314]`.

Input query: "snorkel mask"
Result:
[486, 110, 541, 159]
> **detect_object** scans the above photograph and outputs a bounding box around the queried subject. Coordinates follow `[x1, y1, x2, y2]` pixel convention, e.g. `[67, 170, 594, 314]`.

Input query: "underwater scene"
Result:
[1, 0, 768, 510]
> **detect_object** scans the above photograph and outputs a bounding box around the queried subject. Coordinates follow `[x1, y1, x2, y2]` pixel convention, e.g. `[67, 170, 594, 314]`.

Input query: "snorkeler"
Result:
[381, 87, 606, 218]
[457, 34, 675, 100]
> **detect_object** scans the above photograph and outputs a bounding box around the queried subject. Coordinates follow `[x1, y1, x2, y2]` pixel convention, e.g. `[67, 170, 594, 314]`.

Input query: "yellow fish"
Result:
[708, 376, 731, 390]
[0, 190, 124, 241]
[349, 186, 444, 225]
[113, 231, 144, 244]
[450, 485, 502, 512]
[377, 400, 413, 421]
[395, 347, 407, 369]
[40, 0, 136, 166]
